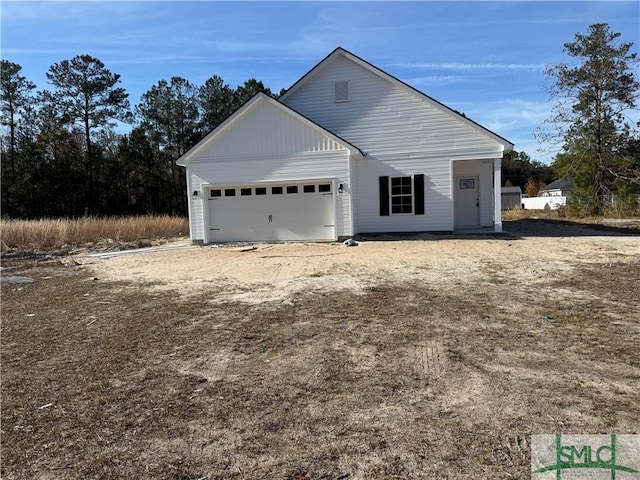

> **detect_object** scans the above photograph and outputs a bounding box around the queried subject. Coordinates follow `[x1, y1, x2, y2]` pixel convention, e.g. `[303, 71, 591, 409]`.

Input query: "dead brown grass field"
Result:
[1, 219, 639, 479]
[0, 216, 189, 252]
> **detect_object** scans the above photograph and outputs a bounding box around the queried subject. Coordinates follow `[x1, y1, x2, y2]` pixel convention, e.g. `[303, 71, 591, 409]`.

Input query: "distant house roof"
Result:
[501, 186, 522, 194]
[540, 177, 573, 192]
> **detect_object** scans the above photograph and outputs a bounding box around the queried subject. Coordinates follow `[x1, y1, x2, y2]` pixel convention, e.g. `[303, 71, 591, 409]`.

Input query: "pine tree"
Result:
[1, 60, 36, 177]
[540, 23, 640, 214]
[46, 55, 131, 211]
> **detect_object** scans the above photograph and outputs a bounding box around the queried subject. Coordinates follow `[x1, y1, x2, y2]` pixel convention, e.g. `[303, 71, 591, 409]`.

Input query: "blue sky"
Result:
[2, 1, 639, 163]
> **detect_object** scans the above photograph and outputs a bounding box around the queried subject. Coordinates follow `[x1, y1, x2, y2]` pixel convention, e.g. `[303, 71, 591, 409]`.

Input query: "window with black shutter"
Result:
[380, 175, 425, 216]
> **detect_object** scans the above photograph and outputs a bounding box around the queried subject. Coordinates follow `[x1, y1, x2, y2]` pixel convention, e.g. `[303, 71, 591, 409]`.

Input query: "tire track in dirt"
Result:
[414, 339, 446, 386]
[209, 348, 232, 380]
[175, 347, 252, 381]
[246, 261, 284, 304]
[243, 259, 302, 304]
[491, 434, 530, 470]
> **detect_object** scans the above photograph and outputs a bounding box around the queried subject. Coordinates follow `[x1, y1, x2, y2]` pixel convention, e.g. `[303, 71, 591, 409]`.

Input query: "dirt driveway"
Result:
[2, 219, 639, 479]
[89, 220, 639, 305]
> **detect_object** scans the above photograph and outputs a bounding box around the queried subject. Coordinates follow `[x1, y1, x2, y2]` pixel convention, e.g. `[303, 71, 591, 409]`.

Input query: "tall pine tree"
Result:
[46, 55, 131, 212]
[540, 23, 640, 214]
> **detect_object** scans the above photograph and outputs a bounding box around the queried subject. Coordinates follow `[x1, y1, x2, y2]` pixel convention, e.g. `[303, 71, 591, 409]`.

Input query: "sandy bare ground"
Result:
[2, 219, 639, 479]
[89, 220, 639, 307]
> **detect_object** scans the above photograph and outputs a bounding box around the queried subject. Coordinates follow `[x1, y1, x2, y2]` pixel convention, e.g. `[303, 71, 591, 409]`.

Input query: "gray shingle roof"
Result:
[540, 177, 573, 192]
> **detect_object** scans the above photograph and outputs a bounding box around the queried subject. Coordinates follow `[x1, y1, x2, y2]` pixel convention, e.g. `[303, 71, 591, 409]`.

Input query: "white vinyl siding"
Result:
[283, 54, 506, 233]
[355, 153, 452, 232]
[189, 97, 349, 160]
[282, 56, 505, 158]
[182, 95, 356, 243]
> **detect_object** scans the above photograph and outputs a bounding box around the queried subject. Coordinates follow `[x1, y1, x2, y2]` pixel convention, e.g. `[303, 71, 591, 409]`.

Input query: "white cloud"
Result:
[1, 1, 150, 25]
[449, 99, 557, 162]
[406, 75, 469, 86]
[395, 62, 545, 71]
[476, 99, 552, 129]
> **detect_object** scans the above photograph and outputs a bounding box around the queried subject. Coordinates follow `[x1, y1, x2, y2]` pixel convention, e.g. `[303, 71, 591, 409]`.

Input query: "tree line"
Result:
[1, 55, 276, 218]
[2, 23, 638, 219]
[0, 55, 559, 220]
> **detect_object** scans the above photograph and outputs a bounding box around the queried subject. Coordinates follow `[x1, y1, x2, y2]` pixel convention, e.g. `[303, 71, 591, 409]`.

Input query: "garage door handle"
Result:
[268, 214, 273, 223]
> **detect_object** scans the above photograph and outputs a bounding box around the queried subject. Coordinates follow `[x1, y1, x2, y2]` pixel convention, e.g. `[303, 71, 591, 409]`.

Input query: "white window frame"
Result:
[390, 176, 413, 214]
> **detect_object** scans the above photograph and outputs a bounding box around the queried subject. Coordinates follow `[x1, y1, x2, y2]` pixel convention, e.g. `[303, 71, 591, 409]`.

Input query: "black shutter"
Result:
[414, 174, 425, 215]
[379, 176, 389, 216]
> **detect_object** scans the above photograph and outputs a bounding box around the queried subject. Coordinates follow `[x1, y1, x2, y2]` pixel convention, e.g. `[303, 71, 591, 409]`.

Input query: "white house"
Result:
[539, 178, 573, 198]
[177, 48, 514, 244]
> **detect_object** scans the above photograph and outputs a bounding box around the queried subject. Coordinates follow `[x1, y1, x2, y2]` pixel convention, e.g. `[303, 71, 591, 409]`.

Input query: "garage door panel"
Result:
[207, 183, 335, 242]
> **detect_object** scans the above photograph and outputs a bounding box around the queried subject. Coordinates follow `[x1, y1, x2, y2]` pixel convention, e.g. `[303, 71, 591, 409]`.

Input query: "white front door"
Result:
[455, 176, 480, 227]
[206, 181, 336, 242]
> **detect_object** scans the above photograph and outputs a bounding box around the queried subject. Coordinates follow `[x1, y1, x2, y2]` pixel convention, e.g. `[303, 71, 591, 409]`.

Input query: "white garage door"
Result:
[206, 181, 335, 242]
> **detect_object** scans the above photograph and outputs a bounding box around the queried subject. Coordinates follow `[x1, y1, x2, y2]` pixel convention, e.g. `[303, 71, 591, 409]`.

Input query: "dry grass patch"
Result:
[0, 216, 189, 252]
[502, 209, 570, 221]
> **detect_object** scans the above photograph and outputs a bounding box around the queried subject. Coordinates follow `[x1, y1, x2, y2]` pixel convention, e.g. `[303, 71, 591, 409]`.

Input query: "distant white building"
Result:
[521, 178, 571, 210]
[539, 178, 573, 198]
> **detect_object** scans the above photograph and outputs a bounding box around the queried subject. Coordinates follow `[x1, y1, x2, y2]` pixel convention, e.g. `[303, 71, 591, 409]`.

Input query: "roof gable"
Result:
[541, 177, 573, 192]
[280, 47, 513, 150]
[177, 93, 362, 166]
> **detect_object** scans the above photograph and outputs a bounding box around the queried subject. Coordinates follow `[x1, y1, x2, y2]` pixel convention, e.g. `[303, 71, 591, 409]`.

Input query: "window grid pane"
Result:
[390, 176, 413, 214]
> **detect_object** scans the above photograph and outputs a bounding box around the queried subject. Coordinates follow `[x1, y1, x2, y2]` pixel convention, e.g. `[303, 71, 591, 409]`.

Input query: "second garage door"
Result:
[207, 181, 335, 242]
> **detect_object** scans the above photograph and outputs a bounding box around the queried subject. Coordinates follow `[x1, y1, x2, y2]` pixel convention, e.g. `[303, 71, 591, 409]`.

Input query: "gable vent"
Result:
[334, 80, 350, 102]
